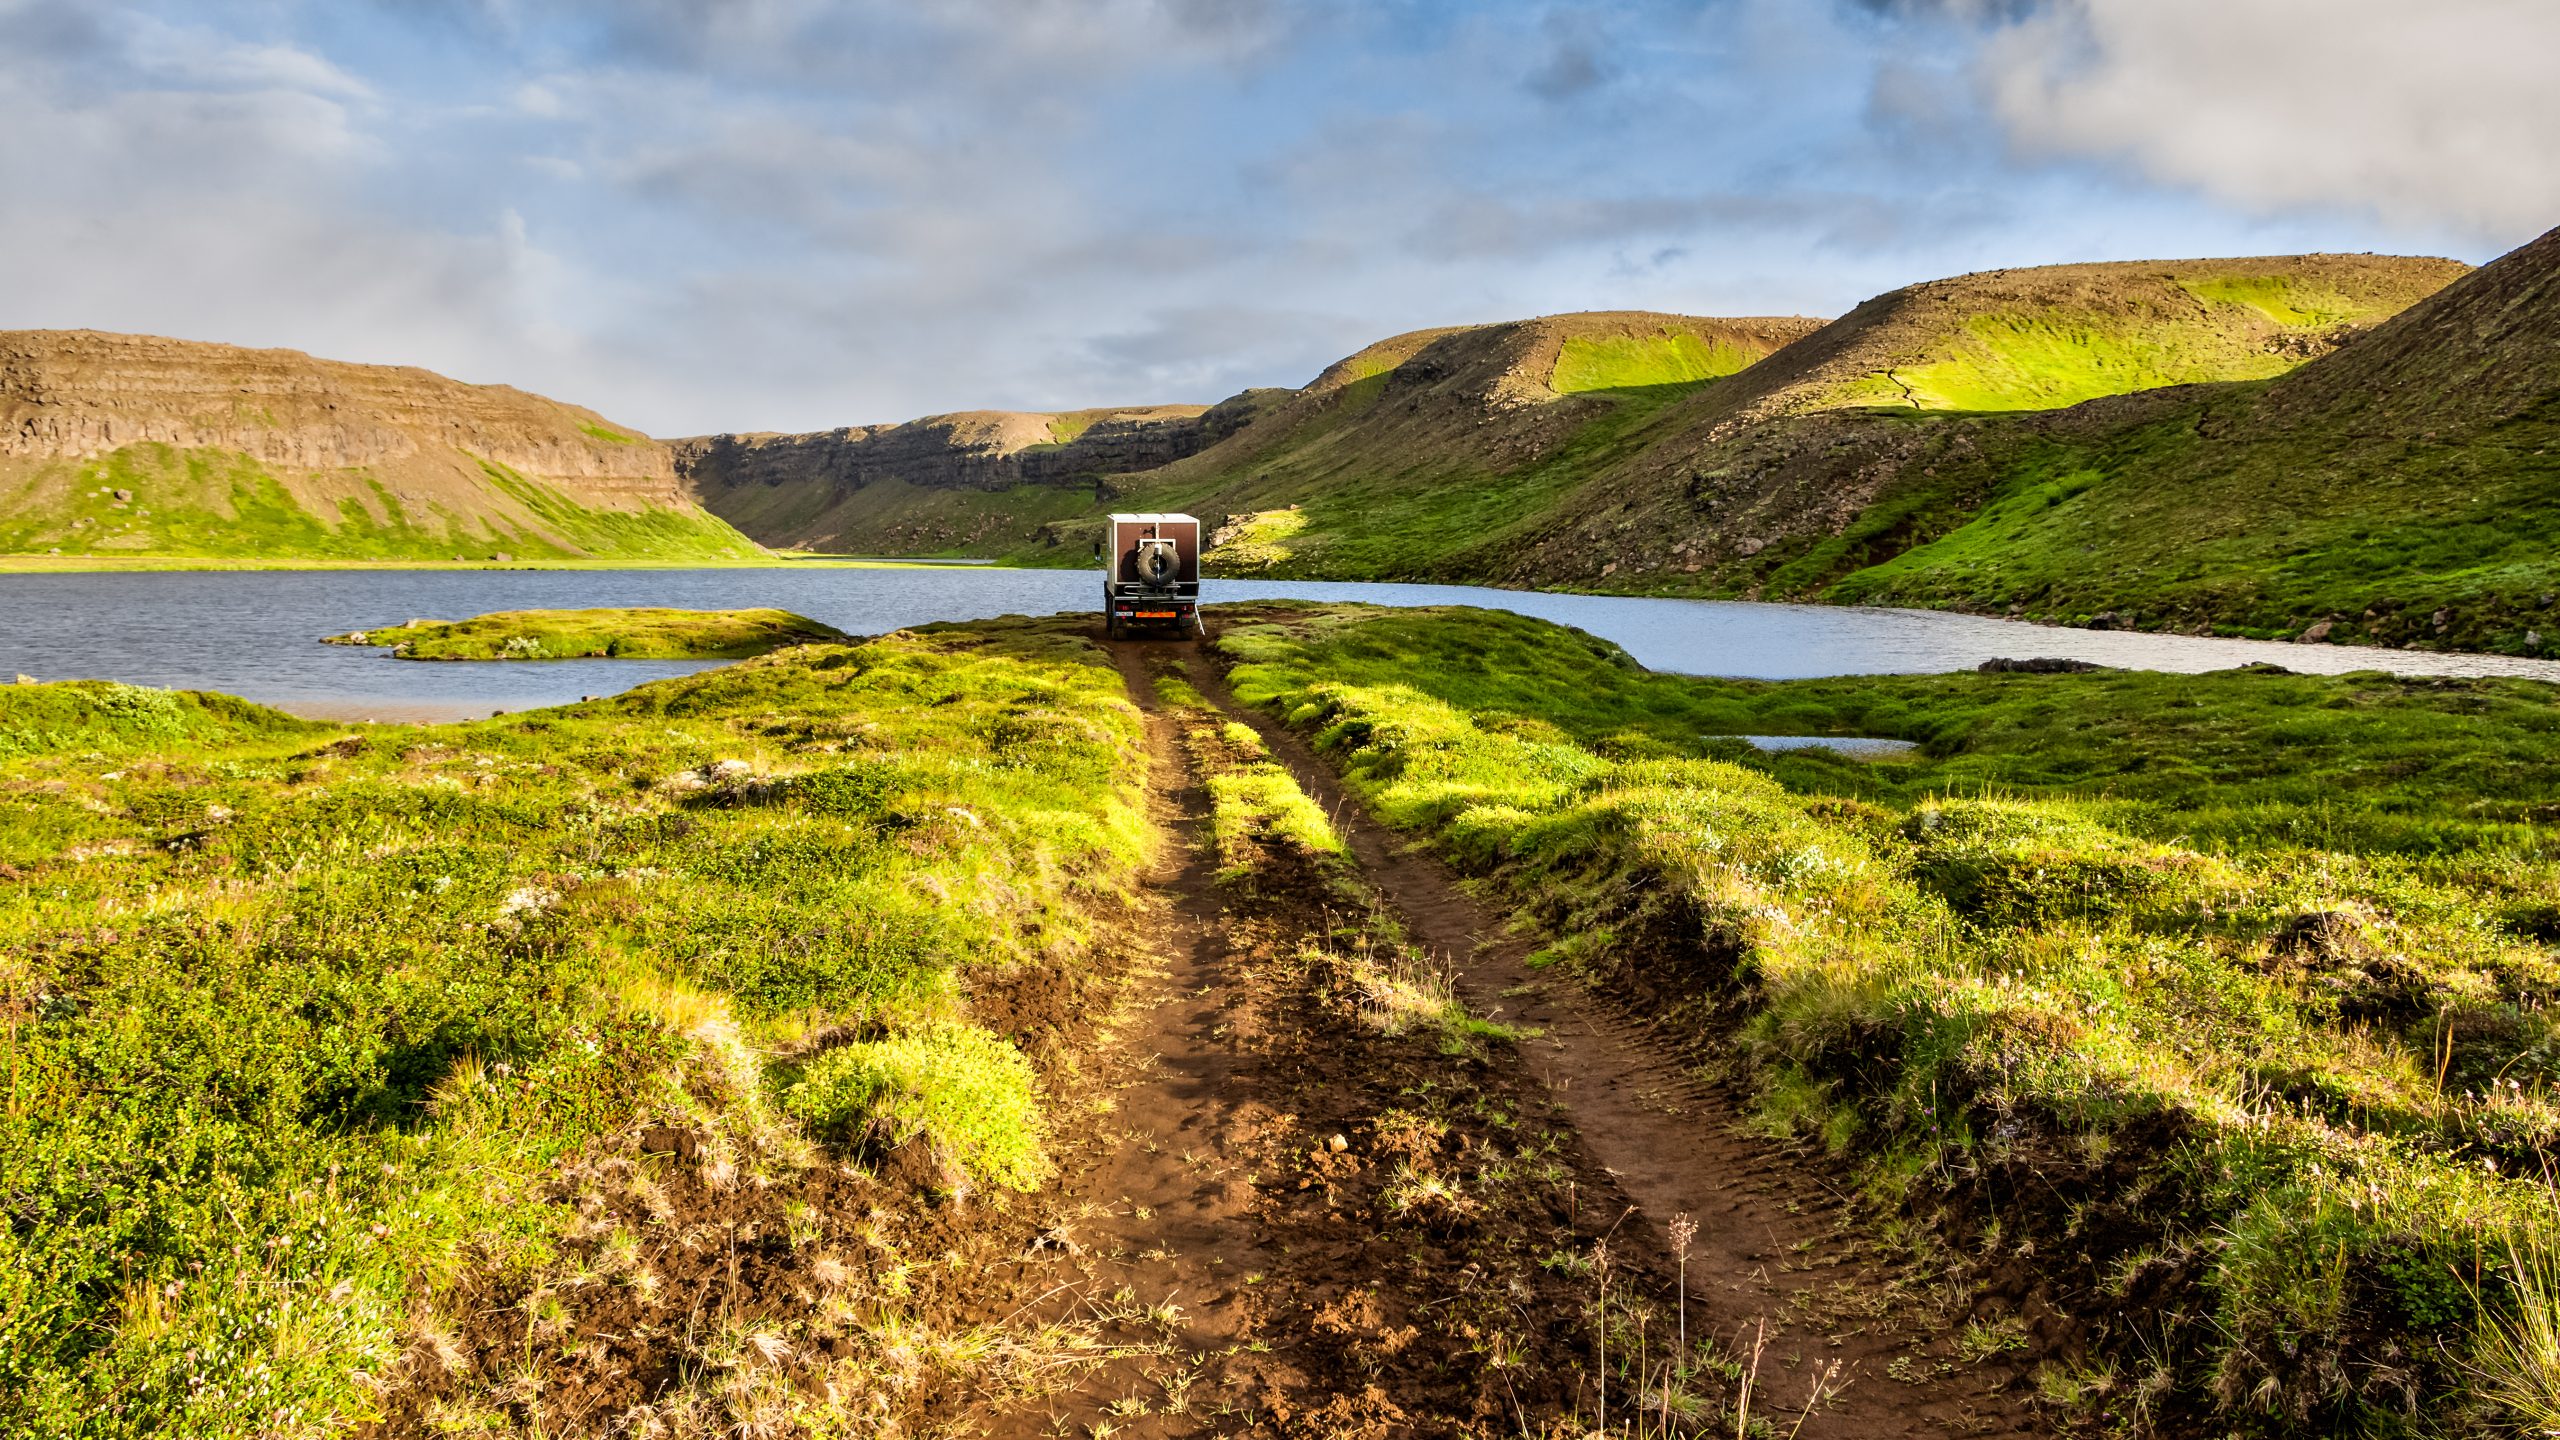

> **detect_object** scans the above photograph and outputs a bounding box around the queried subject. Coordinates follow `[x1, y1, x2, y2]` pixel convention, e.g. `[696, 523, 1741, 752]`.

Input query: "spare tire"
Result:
[1137, 543, 1177, 586]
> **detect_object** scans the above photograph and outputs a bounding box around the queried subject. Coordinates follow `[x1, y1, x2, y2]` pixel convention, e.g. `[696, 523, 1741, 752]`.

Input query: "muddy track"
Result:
[1175, 641, 2055, 1440]
[970, 643, 1301, 1436]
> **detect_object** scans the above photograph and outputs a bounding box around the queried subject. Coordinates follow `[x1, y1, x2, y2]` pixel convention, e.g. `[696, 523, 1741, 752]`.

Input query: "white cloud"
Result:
[1975, 0, 2560, 243]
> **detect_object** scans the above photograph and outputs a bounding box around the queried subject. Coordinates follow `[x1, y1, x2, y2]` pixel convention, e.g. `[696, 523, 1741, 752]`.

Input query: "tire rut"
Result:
[1181, 645, 2052, 1440]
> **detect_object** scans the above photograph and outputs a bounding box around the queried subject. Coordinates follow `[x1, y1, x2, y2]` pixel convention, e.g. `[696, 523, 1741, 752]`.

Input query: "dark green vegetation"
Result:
[324, 607, 846, 661]
[1214, 602, 2560, 1436]
[0, 620, 1148, 1435]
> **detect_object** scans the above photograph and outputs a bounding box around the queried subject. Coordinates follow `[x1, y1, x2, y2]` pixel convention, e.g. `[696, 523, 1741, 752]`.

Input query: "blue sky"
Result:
[3, 0, 2553, 435]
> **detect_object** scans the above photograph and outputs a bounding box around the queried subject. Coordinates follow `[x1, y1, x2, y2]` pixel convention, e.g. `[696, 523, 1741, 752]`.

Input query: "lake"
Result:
[4, 568, 2556, 721]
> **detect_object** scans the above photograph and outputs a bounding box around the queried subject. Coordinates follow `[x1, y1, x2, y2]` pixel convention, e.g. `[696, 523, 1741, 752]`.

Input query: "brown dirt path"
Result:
[969, 644, 1305, 1436]
[1183, 642, 2056, 1440]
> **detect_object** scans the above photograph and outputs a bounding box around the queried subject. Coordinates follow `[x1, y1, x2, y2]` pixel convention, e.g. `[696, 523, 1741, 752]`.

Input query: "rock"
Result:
[2086, 610, 2123, 630]
[2432, 607, 2452, 633]
[13, 674, 34, 685]
[709, 759, 754, 779]
[1977, 657, 2107, 674]
[2298, 619, 2335, 643]
[1325, 1133, 1350, 1153]
[489, 552, 514, 564]
[2530, 630, 2546, 649]
[111, 488, 131, 502]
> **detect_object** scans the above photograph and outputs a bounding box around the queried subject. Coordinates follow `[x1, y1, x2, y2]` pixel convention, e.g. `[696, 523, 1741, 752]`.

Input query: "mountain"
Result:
[678, 310, 1830, 567]
[671, 397, 1274, 556]
[0, 331, 760, 563]
[1792, 231, 2560, 651]
[1218, 254, 2467, 586]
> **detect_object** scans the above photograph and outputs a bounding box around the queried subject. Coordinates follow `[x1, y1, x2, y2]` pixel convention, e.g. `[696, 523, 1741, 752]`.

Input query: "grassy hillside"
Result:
[0, 447, 764, 565]
[1793, 259, 2461, 414]
[1459, 245, 2560, 650]
[0, 331, 765, 565]
[1040, 311, 1828, 578]
[774, 257, 2465, 604]
[1795, 231, 2560, 652]
[1214, 601, 2560, 1435]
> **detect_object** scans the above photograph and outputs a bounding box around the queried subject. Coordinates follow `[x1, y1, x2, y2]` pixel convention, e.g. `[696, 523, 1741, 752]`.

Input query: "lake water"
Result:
[4, 568, 2555, 722]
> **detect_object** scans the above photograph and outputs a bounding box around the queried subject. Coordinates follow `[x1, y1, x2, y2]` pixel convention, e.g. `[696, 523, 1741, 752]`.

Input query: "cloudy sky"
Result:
[4, 0, 2554, 436]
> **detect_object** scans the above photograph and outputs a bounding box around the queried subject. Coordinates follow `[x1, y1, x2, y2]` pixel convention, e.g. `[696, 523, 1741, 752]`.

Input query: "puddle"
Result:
[1712, 734, 1922, 759]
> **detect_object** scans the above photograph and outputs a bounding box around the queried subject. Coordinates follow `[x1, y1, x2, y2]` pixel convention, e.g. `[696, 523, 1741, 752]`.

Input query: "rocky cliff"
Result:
[0, 330, 758, 562]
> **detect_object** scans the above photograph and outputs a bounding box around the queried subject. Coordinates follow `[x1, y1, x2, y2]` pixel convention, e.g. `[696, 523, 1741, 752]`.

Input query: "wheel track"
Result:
[1181, 643, 2053, 1440]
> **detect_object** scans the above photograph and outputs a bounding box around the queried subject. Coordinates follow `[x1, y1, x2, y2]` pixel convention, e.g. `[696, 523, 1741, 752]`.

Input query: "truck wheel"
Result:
[1105, 614, 1122, 640]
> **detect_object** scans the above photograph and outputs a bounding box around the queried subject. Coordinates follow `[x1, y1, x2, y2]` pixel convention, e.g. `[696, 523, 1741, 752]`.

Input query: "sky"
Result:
[3, 0, 2555, 437]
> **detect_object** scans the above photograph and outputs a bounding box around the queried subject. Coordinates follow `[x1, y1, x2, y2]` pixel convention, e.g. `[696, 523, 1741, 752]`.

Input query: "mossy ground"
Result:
[325, 607, 847, 661]
[1212, 600, 2560, 1436]
[0, 617, 1150, 1435]
[1814, 392, 2560, 655]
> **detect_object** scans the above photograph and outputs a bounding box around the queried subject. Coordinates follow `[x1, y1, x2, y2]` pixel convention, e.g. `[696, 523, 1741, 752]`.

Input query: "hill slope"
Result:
[1071, 311, 1828, 574]
[671, 398, 1276, 555]
[1807, 230, 2560, 651]
[0, 331, 761, 563]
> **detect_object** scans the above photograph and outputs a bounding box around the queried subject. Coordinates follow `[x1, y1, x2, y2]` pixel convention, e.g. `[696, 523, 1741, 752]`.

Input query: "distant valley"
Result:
[11, 234, 2559, 653]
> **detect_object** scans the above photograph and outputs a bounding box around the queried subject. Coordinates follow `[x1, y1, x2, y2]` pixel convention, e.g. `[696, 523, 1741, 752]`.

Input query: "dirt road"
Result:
[969, 636, 2051, 1436]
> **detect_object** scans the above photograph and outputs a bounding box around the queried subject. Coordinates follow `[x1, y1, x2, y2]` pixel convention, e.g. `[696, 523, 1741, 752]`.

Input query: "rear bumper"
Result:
[1104, 594, 1197, 625]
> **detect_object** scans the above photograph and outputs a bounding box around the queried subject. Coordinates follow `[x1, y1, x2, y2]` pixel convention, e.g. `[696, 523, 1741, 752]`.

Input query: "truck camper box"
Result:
[1101, 512, 1203, 639]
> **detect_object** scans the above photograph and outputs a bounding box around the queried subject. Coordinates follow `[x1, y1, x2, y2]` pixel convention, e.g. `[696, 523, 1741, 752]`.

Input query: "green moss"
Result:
[325, 607, 846, 660]
[1819, 390, 2560, 653]
[1214, 600, 2560, 1432]
[0, 617, 1147, 1431]
[1550, 332, 1759, 394]
[0, 680, 324, 760]
[2178, 274, 2361, 329]
[578, 422, 640, 446]
[780, 1024, 1051, 1190]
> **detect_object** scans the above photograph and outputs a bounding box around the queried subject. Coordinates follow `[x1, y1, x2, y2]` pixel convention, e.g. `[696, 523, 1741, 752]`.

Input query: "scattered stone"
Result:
[490, 552, 514, 564]
[13, 674, 35, 685]
[2086, 610, 2124, 630]
[112, 488, 132, 503]
[1977, 657, 2107, 674]
[2298, 619, 2334, 643]
[1325, 1133, 1350, 1153]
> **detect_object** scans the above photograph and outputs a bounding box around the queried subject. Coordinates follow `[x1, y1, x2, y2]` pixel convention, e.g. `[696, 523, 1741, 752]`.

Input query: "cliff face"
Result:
[671, 395, 1275, 550]
[0, 330, 758, 561]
